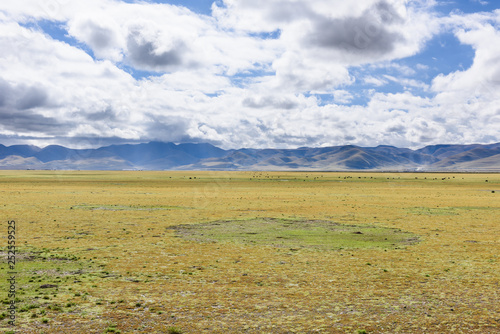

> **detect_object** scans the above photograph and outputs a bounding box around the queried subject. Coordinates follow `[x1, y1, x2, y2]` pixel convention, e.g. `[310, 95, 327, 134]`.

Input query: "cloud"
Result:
[67, 16, 124, 61]
[472, 0, 489, 5]
[0, 109, 68, 135]
[363, 75, 388, 86]
[0, 19, 139, 139]
[0, 78, 67, 135]
[143, 115, 196, 143]
[383, 75, 429, 91]
[0, 78, 49, 111]
[333, 90, 354, 104]
[85, 106, 118, 122]
[385, 121, 406, 134]
[242, 95, 299, 110]
[267, 51, 353, 93]
[210, 0, 439, 96]
[126, 24, 187, 70]
[432, 23, 500, 102]
[306, 1, 404, 59]
[216, 0, 437, 65]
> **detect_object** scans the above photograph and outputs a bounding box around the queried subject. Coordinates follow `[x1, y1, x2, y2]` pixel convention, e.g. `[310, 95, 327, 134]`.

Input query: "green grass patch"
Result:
[171, 217, 419, 250]
[0, 246, 112, 330]
[408, 206, 500, 216]
[71, 204, 187, 211]
[167, 327, 183, 334]
[407, 207, 459, 216]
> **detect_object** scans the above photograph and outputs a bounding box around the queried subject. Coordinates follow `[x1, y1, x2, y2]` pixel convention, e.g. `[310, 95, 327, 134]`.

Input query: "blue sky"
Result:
[145, 0, 217, 15]
[436, 0, 498, 14]
[0, 0, 499, 149]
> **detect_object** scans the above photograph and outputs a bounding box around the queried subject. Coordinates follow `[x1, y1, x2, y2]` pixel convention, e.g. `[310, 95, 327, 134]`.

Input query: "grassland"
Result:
[1, 170, 499, 333]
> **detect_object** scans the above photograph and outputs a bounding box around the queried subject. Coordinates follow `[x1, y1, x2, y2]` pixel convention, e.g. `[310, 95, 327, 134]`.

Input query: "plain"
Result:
[0, 171, 499, 333]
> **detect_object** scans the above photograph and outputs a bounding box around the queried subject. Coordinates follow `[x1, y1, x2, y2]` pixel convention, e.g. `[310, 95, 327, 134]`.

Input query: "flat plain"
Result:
[1, 170, 499, 333]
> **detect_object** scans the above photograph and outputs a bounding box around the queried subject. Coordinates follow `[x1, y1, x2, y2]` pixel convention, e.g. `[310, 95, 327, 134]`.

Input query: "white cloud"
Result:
[67, 15, 124, 62]
[333, 90, 354, 104]
[363, 76, 388, 86]
[268, 51, 354, 94]
[212, 0, 439, 95]
[0, 18, 140, 138]
[383, 75, 429, 91]
[472, 0, 489, 6]
[416, 63, 429, 71]
[432, 23, 500, 103]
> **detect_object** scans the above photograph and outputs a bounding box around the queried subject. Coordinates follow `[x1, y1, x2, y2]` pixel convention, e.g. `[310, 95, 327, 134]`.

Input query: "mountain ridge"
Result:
[0, 141, 499, 171]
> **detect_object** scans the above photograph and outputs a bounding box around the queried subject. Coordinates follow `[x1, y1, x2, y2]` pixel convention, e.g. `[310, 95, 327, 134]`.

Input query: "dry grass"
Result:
[1, 170, 499, 333]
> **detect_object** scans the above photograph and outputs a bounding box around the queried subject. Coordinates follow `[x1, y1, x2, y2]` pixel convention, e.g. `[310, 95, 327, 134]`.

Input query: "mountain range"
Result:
[1, 141, 500, 171]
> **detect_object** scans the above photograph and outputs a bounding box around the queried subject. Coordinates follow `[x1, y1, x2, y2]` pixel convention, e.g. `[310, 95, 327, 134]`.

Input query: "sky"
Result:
[0, 0, 499, 149]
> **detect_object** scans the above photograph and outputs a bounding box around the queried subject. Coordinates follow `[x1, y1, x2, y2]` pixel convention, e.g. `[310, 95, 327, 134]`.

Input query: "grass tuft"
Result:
[167, 327, 183, 334]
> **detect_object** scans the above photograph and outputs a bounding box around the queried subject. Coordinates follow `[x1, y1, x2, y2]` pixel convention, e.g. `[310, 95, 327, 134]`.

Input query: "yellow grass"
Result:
[1, 170, 499, 333]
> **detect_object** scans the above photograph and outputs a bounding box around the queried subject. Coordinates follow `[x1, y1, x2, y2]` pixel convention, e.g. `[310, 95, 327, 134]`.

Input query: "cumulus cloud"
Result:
[333, 90, 354, 104]
[306, 1, 404, 58]
[0, 78, 48, 110]
[0, 82, 67, 135]
[67, 16, 124, 61]
[0, 18, 139, 140]
[432, 23, 500, 102]
[242, 95, 298, 110]
[143, 115, 196, 143]
[0, 110, 68, 135]
[216, 0, 437, 65]
[126, 24, 187, 70]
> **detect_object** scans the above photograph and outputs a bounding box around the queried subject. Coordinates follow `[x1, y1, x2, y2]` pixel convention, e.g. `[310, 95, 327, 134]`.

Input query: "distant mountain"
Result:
[0, 144, 41, 159]
[0, 141, 499, 171]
